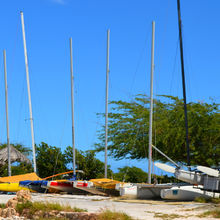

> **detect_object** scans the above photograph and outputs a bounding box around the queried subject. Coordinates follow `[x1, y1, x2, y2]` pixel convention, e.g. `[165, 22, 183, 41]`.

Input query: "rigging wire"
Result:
[115, 23, 154, 163]
[16, 72, 26, 142]
[76, 82, 90, 152]
[154, 1, 171, 93]
[54, 80, 70, 176]
[6, 16, 20, 144]
[128, 24, 151, 99]
[52, 150, 60, 180]
[107, 23, 151, 102]
[149, 1, 171, 177]
[54, 53, 78, 175]
[0, 60, 6, 142]
[180, 27, 193, 103]
[152, 81, 156, 176]
[169, 37, 180, 96]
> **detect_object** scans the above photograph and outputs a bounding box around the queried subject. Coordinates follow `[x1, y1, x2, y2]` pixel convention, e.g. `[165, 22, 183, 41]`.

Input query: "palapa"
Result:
[0, 146, 31, 166]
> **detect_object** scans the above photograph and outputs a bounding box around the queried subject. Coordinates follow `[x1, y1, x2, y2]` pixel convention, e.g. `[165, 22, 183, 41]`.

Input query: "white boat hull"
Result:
[120, 186, 137, 197]
[161, 185, 218, 201]
[175, 169, 203, 185]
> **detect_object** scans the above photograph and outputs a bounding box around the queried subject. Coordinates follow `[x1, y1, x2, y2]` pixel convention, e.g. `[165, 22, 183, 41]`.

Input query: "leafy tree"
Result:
[96, 95, 220, 166]
[11, 162, 33, 176]
[113, 166, 178, 183]
[114, 166, 148, 183]
[65, 146, 113, 180]
[36, 142, 68, 178]
[156, 175, 180, 184]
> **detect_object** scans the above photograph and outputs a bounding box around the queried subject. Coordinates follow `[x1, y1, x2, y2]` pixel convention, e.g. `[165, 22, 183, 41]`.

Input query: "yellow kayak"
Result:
[0, 182, 28, 192]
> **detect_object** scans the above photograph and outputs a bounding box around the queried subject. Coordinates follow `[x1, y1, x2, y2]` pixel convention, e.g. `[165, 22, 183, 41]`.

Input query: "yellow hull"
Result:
[0, 182, 28, 192]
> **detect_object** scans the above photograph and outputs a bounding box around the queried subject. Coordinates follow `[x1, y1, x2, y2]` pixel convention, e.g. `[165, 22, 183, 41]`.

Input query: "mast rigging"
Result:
[177, 0, 191, 167]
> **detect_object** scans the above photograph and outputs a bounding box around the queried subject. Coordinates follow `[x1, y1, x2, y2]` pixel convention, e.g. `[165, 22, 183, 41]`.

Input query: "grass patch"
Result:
[98, 209, 134, 220]
[199, 208, 220, 218]
[0, 203, 6, 209]
[194, 197, 207, 203]
[72, 206, 88, 212]
[195, 196, 220, 204]
[91, 199, 105, 201]
[210, 198, 220, 204]
[38, 218, 67, 220]
[154, 212, 184, 219]
[16, 200, 87, 218]
[16, 201, 87, 213]
[183, 208, 194, 211]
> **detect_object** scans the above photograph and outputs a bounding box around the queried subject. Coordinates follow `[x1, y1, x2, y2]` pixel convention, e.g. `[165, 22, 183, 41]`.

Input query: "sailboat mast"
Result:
[3, 50, 11, 176]
[105, 29, 110, 178]
[70, 38, 76, 178]
[148, 21, 155, 184]
[20, 11, 37, 173]
[176, 0, 191, 167]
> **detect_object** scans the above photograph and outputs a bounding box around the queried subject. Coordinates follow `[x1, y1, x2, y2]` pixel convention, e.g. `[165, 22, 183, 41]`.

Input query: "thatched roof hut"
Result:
[0, 145, 31, 166]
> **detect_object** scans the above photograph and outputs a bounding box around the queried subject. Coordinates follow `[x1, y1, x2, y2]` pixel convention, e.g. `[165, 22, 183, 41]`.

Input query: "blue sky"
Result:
[0, 0, 219, 175]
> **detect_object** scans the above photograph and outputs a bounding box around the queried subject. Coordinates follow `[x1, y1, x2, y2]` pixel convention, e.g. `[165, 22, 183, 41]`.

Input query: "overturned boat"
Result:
[161, 185, 219, 201]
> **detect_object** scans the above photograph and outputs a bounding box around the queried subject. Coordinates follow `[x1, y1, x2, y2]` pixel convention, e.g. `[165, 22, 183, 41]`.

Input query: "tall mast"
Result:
[70, 38, 76, 179]
[20, 11, 37, 173]
[105, 29, 110, 178]
[176, 0, 191, 167]
[3, 50, 11, 176]
[148, 21, 155, 184]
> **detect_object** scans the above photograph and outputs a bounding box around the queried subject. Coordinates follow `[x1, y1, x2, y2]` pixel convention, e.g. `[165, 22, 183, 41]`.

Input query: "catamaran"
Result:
[155, 0, 220, 200]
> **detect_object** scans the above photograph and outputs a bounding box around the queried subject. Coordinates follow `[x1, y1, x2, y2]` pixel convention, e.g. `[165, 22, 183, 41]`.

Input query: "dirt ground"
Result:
[0, 193, 218, 219]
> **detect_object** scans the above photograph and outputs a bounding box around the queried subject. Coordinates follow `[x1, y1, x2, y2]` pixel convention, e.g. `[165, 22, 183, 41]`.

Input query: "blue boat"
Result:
[19, 180, 48, 193]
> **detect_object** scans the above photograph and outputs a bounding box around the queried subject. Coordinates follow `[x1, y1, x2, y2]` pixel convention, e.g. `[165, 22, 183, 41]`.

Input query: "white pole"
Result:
[148, 21, 155, 184]
[70, 38, 76, 178]
[20, 11, 37, 173]
[105, 29, 110, 178]
[3, 50, 11, 176]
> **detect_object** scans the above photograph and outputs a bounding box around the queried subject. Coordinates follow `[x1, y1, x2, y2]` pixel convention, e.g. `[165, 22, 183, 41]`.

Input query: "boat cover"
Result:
[0, 172, 41, 183]
[90, 178, 121, 189]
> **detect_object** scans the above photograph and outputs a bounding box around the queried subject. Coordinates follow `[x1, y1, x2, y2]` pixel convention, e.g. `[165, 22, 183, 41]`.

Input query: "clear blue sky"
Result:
[0, 0, 219, 175]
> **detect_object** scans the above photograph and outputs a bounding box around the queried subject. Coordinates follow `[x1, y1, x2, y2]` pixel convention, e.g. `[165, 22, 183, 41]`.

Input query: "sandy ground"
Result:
[0, 193, 218, 219]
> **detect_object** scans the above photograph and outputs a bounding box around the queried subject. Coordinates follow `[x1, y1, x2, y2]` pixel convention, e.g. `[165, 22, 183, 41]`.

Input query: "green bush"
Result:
[16, 200, 87, 218]
[199, 209, 220, 218]
[0, 204, 6, 209]
[98, 209, 134, 220]
[195, 197, 220, 204]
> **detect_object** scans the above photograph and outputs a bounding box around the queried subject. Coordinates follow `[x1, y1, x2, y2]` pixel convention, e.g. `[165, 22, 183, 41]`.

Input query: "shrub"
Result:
[16, 200, 87, 218]
[195, 197, 220, 204]
[199, 209, 220, 218]
[0, 204, 6, 209]
[98, 209, 133, 220]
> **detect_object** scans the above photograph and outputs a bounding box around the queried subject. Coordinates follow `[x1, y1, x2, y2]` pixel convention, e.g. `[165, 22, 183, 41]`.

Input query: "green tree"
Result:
[156, 175, 179, 184]
[36, 142, 68, 178]
[11, 162, 33, 176]
[65, 146, 112, 180]
[96, 95, 220, 166]
[114, 166, 148, 183]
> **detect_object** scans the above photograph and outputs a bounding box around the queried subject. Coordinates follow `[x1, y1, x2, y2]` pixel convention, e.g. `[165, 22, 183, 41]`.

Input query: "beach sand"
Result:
[0, 193, 217, 219]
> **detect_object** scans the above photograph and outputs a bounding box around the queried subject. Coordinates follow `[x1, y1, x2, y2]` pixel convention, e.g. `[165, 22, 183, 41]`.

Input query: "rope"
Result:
[42, 170, 83, 180]
[129, 24, 151, 99]
[0, 60, 5, 142]
[169, 37, 179, 96]
[52, 151, 60, 180]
